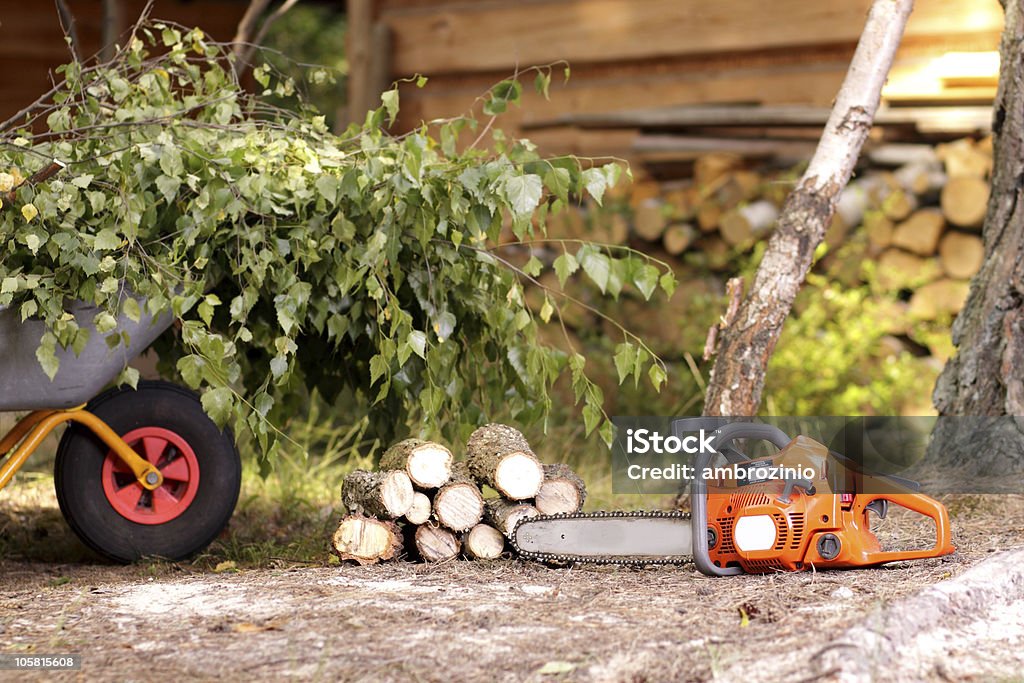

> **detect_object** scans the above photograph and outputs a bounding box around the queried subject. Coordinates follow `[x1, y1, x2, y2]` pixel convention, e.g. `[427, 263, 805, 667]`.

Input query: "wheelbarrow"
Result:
[0, 296, 241, 562]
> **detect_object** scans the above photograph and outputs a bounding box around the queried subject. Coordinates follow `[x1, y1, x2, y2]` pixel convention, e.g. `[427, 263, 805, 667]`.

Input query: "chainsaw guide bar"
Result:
[511, 510, 694, 566]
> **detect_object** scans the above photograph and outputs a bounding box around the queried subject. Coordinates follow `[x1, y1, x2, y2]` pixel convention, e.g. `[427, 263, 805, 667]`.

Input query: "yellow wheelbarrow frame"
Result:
[0, 406, 163, 492]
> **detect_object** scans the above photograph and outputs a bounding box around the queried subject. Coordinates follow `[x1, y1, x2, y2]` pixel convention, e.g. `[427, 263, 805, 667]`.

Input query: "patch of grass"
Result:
[197, 396, 380, 568]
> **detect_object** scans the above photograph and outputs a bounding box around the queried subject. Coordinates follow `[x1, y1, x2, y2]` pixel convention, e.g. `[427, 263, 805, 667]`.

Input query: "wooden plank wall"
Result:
[352, 0, 1003, 159]
[0, 2, 248, 124]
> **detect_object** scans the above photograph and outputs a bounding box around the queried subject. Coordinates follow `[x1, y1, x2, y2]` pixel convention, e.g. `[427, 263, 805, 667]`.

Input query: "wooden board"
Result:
[380, 0, 1002, 75]
[0, 2, 248, 123]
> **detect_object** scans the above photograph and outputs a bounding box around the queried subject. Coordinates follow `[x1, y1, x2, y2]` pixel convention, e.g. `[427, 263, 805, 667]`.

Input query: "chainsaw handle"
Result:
[855, 492, 955, 563]
[691, 422, 793, 577]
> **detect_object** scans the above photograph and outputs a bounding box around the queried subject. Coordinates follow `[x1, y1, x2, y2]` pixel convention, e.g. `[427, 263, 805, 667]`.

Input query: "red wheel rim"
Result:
[101, 426, 200, 525]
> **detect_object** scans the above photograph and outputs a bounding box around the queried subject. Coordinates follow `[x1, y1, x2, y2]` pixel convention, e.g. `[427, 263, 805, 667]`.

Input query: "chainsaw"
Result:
[511, 420, 955, 575]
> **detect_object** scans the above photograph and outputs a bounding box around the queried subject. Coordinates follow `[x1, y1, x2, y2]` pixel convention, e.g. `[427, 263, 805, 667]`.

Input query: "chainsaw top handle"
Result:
[678, 421, 793, 577]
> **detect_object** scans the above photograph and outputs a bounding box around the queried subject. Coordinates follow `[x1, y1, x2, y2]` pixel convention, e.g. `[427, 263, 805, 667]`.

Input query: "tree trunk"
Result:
[928, 0, 1024, 471]
[701, 0, 914, 416]
[331, 514, 403, 565]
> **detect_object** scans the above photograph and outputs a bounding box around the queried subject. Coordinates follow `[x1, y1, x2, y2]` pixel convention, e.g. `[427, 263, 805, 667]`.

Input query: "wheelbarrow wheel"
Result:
[54, 380, 241, 562]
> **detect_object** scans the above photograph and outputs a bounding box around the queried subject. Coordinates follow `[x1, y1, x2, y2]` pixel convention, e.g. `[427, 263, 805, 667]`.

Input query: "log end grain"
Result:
[404, 491, 432, 526]
[940, 176, 990, 229]
[494, 453, 545, 500]
[939, 231, 985, 279]
[463, 524, 506, 560]
[331, 515, 403, 565]
[414, 524, 460, 563]
[434, 482, 485, 532]
[342, 469, 415, 519]
[380, 438, 454, 489]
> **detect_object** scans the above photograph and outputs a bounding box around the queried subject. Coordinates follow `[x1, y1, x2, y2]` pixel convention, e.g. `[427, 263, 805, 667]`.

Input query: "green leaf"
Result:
[94, 312, 118, 334]
[483, 79, 521, 116]
[94, 229, 122, 251]
[581, 167, 607, 205]
[177, 354, 205, 388]
[117, 366, 140, 390]
[582, 403, 600, 436]
[270, 355, 288, 379]
[539, 297, 554, 323]
[649, 363, 667, 392]
[71, 174, 94, 189]
[369, 354, 388, 386]
[380, 89, 399, 124]
[523, 256, 543, 277]
[634, 264, 660, 300]
[553, 252, 579, 287]
[534, 71, 552, 100]
[543, 167, 571, 203]
[201, 387, 234, 426]
[122, 297, 142, 323]
[408, 330, 427, 359]
[613, 342, 635, 384]
[580, 250, 610, 293]
[35, 333, 59, 380]
[156, 174, 181, 203]
[504, 173, 543, 217]
[660, 271, 677, 298]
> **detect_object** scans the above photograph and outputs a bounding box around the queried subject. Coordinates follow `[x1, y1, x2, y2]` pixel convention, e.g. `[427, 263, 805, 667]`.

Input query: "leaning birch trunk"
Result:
[433, 462, 485, 532]
[331, 514, 403, 565]
[535, 463, 587, 515]
[702, 0, 914, 416]
[484, 497, 539, 537]
[378, 438, 453, 489]
[465, 424, 544, 500]
[341, 469, 414, 519]
[463, 523, 506, 560]
[414, 524, 461, 563]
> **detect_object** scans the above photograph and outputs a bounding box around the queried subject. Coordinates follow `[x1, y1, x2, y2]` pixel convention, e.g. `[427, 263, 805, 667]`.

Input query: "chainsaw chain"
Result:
[511, 509, 694, 567]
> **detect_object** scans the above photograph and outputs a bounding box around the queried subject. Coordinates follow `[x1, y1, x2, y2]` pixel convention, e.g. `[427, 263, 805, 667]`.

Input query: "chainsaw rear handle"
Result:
[852, 492, 955, 564]
[690, 422, 793, 577]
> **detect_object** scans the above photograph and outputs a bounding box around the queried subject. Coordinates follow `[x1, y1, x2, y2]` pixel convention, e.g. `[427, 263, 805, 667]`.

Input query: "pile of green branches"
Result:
[0, 23, 673, 466]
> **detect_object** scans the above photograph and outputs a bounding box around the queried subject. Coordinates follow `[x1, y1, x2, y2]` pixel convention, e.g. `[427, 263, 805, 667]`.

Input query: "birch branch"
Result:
[702, 0, 915, 417]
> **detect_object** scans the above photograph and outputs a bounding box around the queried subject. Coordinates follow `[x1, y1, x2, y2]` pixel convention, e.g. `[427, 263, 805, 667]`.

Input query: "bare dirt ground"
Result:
[1, 496, 1023, 682]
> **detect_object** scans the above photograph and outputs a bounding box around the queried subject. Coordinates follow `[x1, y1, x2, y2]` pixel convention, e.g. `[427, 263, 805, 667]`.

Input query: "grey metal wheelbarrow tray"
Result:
[0, 296, 172, 412]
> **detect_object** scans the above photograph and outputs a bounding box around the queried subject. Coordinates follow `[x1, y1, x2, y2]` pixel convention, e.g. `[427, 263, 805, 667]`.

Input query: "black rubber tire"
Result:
[54, 380, 241, 562]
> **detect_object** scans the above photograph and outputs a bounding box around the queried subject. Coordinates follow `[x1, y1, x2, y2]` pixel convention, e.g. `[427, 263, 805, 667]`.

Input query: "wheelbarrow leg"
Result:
[0, 408, 163, 492]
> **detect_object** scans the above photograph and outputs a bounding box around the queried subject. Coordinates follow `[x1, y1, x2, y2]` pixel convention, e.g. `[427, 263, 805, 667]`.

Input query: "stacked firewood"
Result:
[545, 137, 990, 321]
[331, 424, 587, 565]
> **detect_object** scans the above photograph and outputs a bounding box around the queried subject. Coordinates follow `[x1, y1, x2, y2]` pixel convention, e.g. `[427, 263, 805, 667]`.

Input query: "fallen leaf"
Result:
[232, 621, 283, 633]
[538, 661, 576, 675]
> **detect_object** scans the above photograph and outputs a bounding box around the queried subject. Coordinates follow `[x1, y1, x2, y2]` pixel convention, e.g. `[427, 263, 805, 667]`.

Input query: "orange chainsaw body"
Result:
[703, 435, 955, 573]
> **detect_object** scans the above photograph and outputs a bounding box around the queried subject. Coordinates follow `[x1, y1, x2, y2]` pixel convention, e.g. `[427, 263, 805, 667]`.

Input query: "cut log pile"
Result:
[331, 424, 587, 565]
[539, 135, 991, 324]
